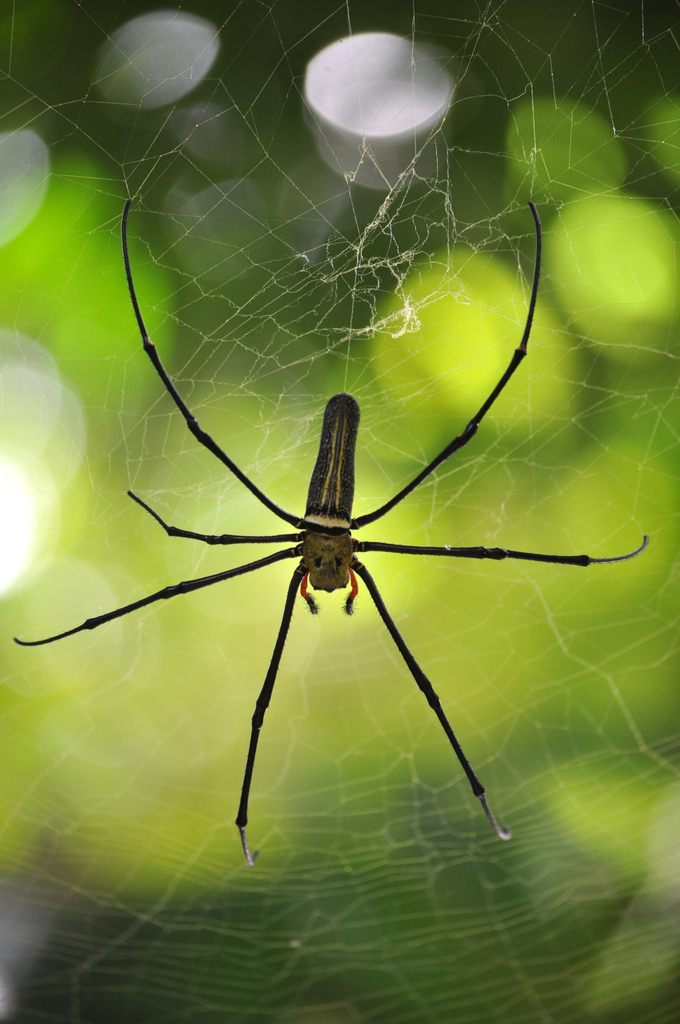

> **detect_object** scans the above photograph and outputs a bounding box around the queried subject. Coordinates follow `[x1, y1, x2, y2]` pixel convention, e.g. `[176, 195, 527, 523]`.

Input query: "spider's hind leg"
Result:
[354, 560, 511, 841]
[236, 567, 302, 865]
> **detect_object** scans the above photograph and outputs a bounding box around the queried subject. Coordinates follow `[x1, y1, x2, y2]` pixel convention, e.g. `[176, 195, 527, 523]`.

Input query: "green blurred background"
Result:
[1, 1, 680, 1021]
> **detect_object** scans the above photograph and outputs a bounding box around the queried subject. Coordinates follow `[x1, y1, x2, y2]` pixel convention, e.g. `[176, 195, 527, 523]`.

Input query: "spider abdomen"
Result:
[304, 393, 359, 530]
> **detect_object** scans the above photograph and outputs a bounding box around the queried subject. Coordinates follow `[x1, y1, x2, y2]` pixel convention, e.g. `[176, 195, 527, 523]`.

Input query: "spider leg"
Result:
[299, 571, 318, 614]
[236, 566, 303, 866]
[122, 199, 299, 529]
[14, 547, 300, 647]
[128, 491, 301, 545]
[354, 202, 542, 530]
[357, 534, 649, 566]
[353, 560, 511, 841]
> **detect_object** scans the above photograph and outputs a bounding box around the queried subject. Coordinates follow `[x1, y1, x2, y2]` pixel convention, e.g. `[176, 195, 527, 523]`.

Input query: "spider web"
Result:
[1, 1, 680, 1021]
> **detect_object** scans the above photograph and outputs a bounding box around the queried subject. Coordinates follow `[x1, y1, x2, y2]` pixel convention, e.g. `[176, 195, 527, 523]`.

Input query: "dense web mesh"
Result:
[1, 2, 680, 1022]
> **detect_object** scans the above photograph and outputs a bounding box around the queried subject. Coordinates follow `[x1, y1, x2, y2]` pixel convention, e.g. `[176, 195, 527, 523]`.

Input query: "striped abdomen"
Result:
[304, 393, 360, 530]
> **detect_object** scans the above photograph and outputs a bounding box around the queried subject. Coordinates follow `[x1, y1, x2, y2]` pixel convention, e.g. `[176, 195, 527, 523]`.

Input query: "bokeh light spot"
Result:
[646, 95, 680, 186]
[96, 11, 220, 109]
[0, 460, 35, 595]
[549, 193, 677, 353]
[304, 32, 453, 188]
[0, 130, 49, 247]
[506, 98, 627, 202]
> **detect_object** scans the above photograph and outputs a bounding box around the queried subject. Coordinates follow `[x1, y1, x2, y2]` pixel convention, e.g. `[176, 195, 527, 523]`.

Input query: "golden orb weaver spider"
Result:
[16, 200, 648, 866]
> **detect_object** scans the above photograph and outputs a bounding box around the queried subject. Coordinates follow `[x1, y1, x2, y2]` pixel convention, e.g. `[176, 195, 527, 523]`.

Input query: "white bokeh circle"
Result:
[96, 11, 220, 109]
[0, 130, 49, 247]
[304, 32, 453, 188]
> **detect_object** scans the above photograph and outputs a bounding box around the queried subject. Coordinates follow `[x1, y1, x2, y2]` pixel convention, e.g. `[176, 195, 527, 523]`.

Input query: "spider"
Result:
[16, 200, 648, 866]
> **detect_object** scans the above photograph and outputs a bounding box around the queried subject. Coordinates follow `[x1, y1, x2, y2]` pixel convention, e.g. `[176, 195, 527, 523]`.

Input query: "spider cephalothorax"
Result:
[300, 528, 356, 602]
[15, 200, 648, 867]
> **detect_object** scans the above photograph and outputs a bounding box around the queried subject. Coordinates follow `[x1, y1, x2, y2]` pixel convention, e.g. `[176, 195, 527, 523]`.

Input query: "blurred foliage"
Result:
[505, 97, 629, 204]
[0, 1, 679, 1022]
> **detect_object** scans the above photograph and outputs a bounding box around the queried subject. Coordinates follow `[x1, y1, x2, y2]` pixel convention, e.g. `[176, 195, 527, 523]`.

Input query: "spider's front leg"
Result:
[122, 199, 299, 529]
[353, 202, 542, 530]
